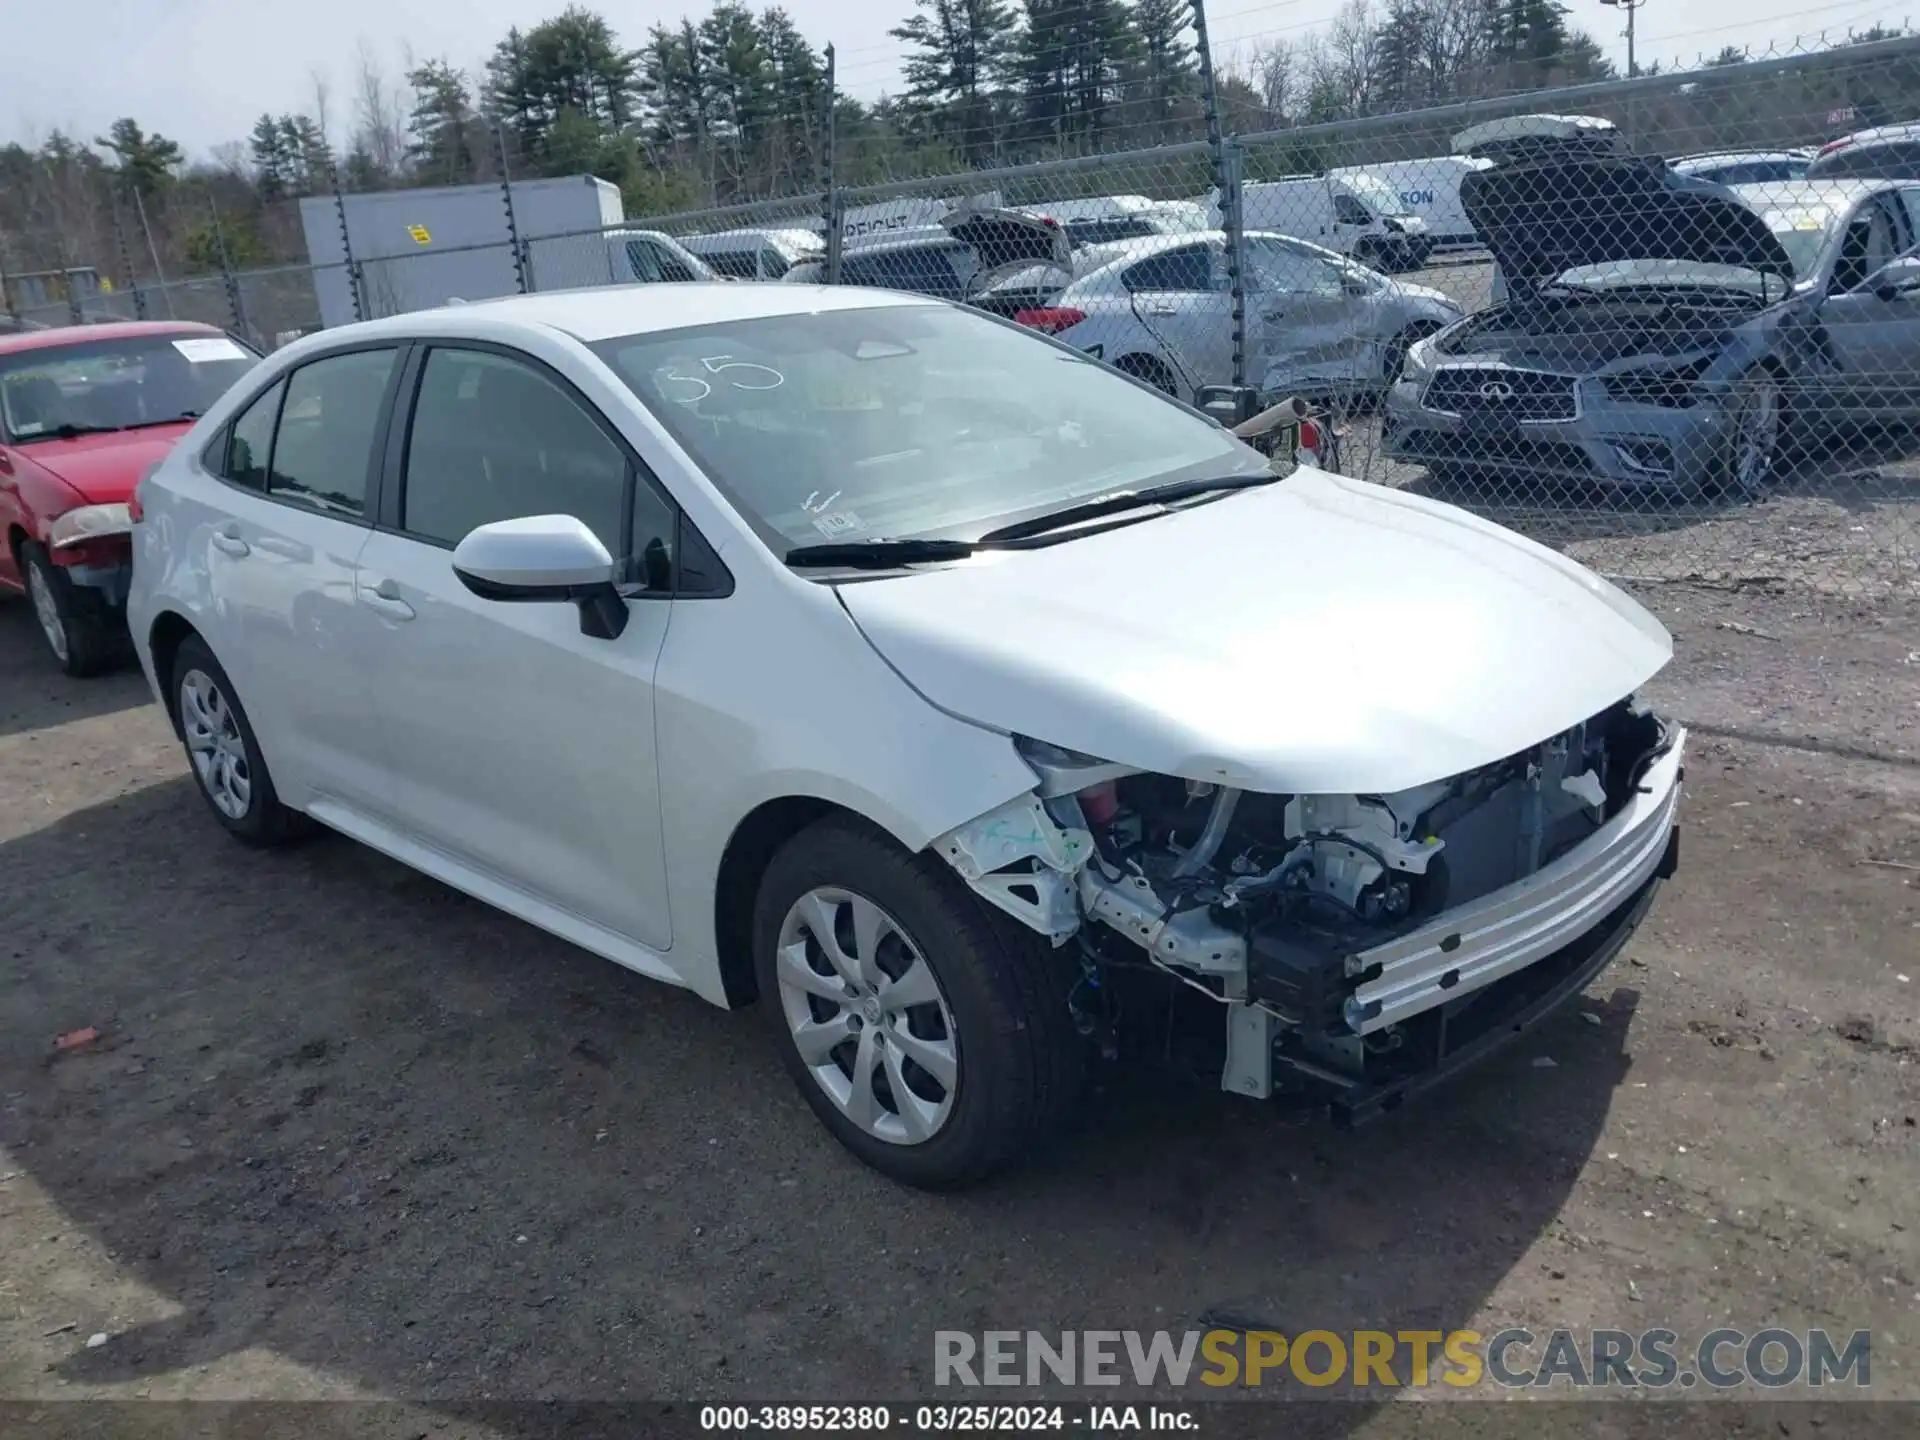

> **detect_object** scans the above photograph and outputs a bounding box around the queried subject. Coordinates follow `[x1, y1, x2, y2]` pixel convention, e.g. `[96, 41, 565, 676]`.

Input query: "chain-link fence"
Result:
[9, 26, 1918, 610]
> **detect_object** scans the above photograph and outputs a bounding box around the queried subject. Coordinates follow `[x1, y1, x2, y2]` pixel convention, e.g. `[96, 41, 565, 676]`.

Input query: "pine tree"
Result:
[1128, 0, 1198, 141]
[95, 118, 183, 197]
[890, 0, 1020, 162]
[249, 113, 293, 200]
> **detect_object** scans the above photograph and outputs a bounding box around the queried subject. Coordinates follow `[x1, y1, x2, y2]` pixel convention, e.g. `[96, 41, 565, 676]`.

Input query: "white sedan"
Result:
[988, 231, 1464, 402]
[127, 283, 1683, 1188]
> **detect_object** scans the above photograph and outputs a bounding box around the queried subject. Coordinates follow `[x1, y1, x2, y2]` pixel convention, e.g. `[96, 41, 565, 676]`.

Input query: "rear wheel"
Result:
[171, 635, 310, 847]
[1116, 353, 1179, 398]
[20, 540, 120, 677]
[753, 818, 1083, 1189]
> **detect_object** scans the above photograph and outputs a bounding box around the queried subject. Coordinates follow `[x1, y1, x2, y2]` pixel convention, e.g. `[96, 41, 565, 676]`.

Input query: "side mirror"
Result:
[452, 514, 629, 640]
[1871, 255, 1920, 301]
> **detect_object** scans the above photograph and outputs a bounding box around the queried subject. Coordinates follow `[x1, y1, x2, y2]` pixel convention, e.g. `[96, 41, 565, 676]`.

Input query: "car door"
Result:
[1124, 243, 1230, 393]
[349, 342, 676, 950]
[1812, 193, 1920, 420]
[196, 346, 401, 809]
[1244, 237, 1375, 393]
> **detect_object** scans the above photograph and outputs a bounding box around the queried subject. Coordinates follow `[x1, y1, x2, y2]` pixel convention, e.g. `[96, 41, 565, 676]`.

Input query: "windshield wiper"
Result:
[784, 538, 979, 569]
[977, 472, 1280, 543]
[118, 411, 203, 430]
[19, 421, 121, 441]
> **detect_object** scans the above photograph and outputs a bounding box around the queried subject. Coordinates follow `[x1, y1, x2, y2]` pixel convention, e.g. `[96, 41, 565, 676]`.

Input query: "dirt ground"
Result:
[1, 515, 1917, 1434]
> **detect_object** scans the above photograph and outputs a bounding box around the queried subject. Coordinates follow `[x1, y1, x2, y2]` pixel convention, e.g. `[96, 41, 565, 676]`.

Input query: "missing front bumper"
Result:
[1313, 845, 1669, 1127]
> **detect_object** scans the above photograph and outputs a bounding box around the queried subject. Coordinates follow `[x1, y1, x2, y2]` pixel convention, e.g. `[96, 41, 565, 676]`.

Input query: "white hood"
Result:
[836, 468, 1671, 795]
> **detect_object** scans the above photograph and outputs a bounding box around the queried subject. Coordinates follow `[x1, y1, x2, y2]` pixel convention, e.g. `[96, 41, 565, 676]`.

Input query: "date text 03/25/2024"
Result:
[699, 1405, 1198, 1432]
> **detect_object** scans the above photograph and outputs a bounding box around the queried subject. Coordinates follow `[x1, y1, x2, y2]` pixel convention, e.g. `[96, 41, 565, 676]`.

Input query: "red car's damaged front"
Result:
[0, 322, 260, 675]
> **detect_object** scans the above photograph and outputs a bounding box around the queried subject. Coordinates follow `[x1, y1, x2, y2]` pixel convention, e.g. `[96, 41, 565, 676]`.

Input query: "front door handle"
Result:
[358, 576, 415, 622]
[1145, 302, 1176, 315]
[210, 524, 250, 558]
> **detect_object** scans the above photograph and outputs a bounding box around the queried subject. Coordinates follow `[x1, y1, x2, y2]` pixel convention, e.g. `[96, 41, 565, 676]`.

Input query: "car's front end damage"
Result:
[827, 455, 1684, 1120]
[933, 697, 1682, 1118]
[1384, 124, 1805, 496]
[46, 501, 137, 609]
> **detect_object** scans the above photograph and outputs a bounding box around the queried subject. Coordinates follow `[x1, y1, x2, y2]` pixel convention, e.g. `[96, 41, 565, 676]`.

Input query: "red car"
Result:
[1, 322, 261, 674]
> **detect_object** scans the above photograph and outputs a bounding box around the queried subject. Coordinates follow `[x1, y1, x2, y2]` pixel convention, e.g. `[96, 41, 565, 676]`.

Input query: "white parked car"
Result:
[127, 283, 1684, 1188]
[990, 230, 1463, 403]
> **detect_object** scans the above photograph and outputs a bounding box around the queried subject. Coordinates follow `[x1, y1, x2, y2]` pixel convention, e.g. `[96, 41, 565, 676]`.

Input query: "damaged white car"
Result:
[127, 283, 1683, 1190]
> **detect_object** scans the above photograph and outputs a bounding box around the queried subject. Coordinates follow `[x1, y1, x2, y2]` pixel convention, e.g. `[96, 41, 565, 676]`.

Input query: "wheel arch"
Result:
[146, 610, 202, 736]
[712, 794, 905, 1010]
[1114, 350, 1180, 396]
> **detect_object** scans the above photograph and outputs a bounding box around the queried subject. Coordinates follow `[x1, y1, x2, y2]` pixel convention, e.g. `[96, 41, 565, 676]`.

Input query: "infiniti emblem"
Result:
[1479, 380, 1515, 400]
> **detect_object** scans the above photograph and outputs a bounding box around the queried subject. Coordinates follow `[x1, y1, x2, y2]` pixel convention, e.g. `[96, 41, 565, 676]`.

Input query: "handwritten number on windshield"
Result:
[656, 354, 785, 405]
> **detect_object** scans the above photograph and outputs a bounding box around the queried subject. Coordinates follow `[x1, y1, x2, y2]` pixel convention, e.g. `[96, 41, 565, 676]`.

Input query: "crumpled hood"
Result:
[25, 430, 185, 504]
[1462, 157, 1796, 299]
[837, 468, 1672, 795]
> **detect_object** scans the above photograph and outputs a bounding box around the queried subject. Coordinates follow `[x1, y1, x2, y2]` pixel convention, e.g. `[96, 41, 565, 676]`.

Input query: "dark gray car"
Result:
[1385, 126, 1920, 498]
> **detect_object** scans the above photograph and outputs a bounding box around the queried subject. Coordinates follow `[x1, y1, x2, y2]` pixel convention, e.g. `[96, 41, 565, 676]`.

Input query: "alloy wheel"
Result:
[27, 561, 67, 663]
[179, 669, 252, 820]
[774, 887, 958, 1146]
[1727, 373, 1780, 497]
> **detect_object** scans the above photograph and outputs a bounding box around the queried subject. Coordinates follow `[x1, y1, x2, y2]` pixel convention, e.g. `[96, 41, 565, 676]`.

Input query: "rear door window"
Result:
[1121, 246, 1212, 293]
[218, 378, 286, 491]
[266, 348, 398, 519]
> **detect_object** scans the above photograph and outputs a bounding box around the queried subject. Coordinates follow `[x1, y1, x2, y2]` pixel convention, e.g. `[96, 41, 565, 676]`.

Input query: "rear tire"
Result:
[753, 818, 1084, 1189]
[1116, 353, 1179, 398]
[170, 635, 311, 847]
[20, 540, 121, 677]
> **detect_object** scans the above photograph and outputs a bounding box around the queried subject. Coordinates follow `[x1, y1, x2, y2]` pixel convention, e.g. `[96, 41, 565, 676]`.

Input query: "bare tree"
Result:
[309, 70, 335, 155]
[351, 39, 409, 180]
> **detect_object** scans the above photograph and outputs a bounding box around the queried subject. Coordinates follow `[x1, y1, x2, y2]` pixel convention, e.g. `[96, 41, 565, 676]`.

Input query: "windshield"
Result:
[1342, 174, 1408, 218]
[1753, 204, 1841, 280]
[0, 333, 259, 442]
[591, 305, 1263, 555]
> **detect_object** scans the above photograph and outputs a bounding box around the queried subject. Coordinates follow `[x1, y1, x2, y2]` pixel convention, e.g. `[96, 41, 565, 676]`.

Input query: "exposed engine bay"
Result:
[1438, 292, 1763, 362]
[935, 696, 1682, 1119]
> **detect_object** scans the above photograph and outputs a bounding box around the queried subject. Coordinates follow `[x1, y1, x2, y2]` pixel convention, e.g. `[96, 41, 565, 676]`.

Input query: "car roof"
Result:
[319, 281, 924, 345]
[683, 227, 822, 248]
[1729, 178, 1899, 212]
[1673, 150, 1812, 167]
[1823, 120, 1920, 148]
[839, 228, 967, 255]
[0, 319, 224, 357]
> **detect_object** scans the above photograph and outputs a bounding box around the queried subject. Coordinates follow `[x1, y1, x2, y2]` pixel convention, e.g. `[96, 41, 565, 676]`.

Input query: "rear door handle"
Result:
[210, 524, 250, 558]
[357, 576, 415, 622]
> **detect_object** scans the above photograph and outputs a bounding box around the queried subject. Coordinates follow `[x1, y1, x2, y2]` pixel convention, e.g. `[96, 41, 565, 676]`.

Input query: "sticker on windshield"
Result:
[172, 337, 249, 364]
[810, 509, 862, 538]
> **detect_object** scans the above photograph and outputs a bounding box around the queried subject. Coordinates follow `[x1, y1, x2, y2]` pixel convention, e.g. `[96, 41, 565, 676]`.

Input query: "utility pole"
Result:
[1601, 0, 1646, 78]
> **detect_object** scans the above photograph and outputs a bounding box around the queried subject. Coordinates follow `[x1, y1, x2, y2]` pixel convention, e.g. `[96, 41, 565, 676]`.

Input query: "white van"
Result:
[836, 192, 1006, 242]
[1208, 173, 1434, 272]
[1329, 158, 1490, 251]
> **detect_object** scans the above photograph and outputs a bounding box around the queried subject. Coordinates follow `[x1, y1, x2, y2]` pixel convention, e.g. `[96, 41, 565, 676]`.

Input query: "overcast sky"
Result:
[0, 0, 1907, 157]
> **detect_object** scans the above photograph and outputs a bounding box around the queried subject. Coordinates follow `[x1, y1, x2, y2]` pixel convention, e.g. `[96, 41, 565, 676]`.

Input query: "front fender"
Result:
[5, 460, 87, 543]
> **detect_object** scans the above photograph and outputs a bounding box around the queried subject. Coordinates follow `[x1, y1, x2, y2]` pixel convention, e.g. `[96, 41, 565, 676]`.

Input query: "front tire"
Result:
[752, 818, 1083, 1189]
[171, 635, 310, 846]
[21, 540, 120, 677]
[1715, 368, 1780, 501]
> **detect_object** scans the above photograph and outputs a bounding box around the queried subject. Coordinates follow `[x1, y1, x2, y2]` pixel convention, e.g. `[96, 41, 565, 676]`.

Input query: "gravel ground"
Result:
[0, 513, 1917, 1435]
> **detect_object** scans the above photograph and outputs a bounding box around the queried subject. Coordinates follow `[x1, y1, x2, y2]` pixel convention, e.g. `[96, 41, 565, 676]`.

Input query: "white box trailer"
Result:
[1328, 157, 1490, 251]
[299, 175, 626, 328]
